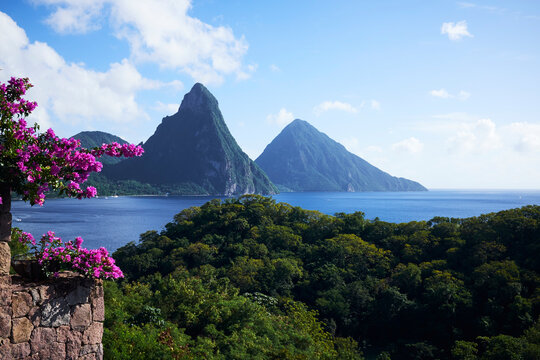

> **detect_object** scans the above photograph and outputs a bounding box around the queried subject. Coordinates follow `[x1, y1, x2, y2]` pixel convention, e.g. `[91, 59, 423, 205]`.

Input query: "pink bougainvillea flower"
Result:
[13, 228, 123, 280]
[0, 77, 143, 206]
[2, 77, 136, 279]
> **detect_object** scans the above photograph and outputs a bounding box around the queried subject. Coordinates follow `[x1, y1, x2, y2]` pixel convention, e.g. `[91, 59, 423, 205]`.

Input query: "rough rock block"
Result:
[71, 304, 92, 331]
[38, 285, 52, 303]
[10, 342, 31, 358]
[41, 297, 70, 327]
[30, 327, 59, 357]
[80, 343, 102, 357]
[82, 322, 103, 345]
[12, 291, 33, 317]
[91, 293, 104, 322]
[0, 242, 11, 276]
[0, 342, 32, 359]
[57, 325, 82, 359]
[66, 285, 91, 306]
[12, 317, 33, 343]
[0, 289, 11, 307]
[31, 341, 66, 359]
[0, 311, 11, 338]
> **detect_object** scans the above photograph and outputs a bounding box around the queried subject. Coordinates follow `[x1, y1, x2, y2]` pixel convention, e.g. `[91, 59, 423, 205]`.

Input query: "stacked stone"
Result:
[0, 272, 104, 359]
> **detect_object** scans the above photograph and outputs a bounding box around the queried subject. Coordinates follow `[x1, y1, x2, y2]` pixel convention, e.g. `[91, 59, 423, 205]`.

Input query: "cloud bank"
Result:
[34, 0, 251, 85]
[0, 11, 165, 131]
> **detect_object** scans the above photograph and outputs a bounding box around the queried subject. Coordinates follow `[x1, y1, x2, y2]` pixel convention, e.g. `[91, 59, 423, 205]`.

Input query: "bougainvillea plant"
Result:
[0, 77, 143, 206]
[14, 229, 123, 279]
[0, 76, 143, 279]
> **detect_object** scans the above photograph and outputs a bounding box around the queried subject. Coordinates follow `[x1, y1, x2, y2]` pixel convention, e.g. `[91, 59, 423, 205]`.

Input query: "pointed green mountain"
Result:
[104, 83, 277, 196]
[255, 119, 427, 192]
[72, 131, 128, 165]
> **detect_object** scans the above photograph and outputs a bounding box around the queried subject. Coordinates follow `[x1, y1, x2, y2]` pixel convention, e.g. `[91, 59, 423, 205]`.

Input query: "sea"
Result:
[10, 190, 540, 252]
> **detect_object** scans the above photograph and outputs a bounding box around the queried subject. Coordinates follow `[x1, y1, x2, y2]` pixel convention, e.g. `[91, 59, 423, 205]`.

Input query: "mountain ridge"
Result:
[255, 119, 427, 192]
[103, 83, 278, 196]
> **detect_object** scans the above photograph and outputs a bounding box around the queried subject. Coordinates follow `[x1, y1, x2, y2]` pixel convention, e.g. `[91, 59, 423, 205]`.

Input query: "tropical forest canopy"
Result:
[105, 195, 540, 359]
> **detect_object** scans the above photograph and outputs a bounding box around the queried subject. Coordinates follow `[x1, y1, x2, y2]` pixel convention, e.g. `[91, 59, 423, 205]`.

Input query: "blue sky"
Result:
[1, 0, 539, 189]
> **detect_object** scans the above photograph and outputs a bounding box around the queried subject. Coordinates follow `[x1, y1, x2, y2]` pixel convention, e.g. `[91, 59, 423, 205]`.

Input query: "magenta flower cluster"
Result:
[15, 229, 123, 279]
[1, 76, 142, 279]
[0, 77, 144, 206]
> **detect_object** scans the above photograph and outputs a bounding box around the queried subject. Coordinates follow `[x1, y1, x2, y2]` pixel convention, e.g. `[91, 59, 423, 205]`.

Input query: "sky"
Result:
[1, 0, 539, 189]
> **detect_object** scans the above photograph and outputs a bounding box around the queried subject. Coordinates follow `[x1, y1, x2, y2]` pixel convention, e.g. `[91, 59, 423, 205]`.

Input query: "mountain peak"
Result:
[179, 83, 218, 112]
[104, 83, 277, 196]
[286, 119, 310, 128]
[256, 120, 427, 192]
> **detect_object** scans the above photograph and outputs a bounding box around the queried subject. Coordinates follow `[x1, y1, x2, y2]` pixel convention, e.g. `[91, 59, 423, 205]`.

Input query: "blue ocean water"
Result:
[10, 190, 540, 252]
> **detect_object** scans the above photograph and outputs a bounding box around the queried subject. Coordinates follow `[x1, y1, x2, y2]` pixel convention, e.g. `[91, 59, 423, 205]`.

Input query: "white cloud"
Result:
[42, 0, 106, 34]
[441, 21, 473, 41]
[370, 100, 381, 110]
[0, 11, 158, 130]
[430, 88, 452, 98]
[34, 0, 250, 85]
[266, 108, 294, 126]
[314, 101, 358, 116]
[507, 122, 540, 152]
[411, 113, 540, 188]
[392, 137, 424, 154]
[446, 118, 501, 153]
[269, 64, 281, 72]
[430, 88, 471, 100]
[153, 101, 179, 115]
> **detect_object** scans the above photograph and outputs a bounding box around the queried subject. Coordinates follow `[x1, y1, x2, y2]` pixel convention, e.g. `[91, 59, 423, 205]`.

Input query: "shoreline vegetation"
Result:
[36, 171, 434, 200]
[103, 195, 540, 359]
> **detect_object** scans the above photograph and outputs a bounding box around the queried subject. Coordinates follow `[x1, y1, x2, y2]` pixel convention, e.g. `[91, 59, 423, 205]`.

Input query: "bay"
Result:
[10, 190, 540, 252]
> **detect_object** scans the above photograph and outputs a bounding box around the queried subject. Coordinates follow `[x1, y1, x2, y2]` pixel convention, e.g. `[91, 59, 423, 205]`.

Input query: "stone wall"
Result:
[0, 272, 104, 359]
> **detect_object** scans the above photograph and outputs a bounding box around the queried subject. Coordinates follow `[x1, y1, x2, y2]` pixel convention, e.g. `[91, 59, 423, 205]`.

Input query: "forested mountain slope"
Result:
[104, 84, 277, 196]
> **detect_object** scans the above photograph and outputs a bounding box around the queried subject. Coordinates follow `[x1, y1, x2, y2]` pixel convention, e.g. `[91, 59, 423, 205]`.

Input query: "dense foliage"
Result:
[111, 196, 540, 359]
[104, 270, 361, 359]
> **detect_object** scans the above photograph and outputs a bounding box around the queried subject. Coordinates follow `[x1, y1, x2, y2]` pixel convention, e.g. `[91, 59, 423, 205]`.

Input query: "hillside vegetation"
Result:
[106, 196, 540, 359]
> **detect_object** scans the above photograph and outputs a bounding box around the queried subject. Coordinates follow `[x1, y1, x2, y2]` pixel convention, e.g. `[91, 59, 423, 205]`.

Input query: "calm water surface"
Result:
[11, 190, 540, 252]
